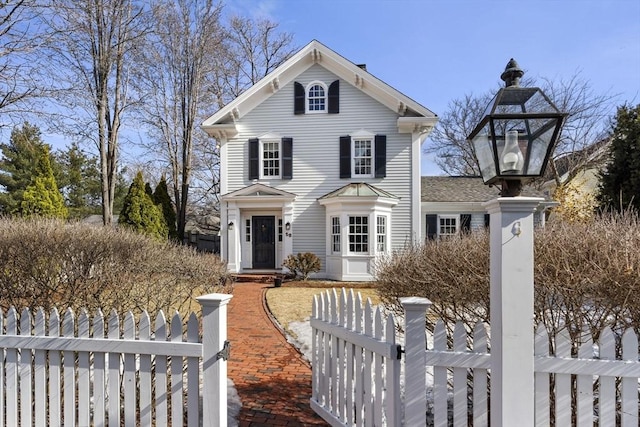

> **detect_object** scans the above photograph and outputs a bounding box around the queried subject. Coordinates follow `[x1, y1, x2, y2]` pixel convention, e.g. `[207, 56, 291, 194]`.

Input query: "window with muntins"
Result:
[307, 82, 326, 113]
[278, 219, 283, 242]
[331, 217, 341, 253]
[353, 138, 373, 177]
[245, 219, 251, 242]
[262, 141, 280, 178]
[376, 216, 387, 252]
[439, 215, 458, 237]
[349, 216, 368, 253]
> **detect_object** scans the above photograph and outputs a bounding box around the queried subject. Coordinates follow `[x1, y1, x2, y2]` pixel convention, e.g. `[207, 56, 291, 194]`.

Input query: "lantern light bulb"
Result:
[500, 130, 524, 174]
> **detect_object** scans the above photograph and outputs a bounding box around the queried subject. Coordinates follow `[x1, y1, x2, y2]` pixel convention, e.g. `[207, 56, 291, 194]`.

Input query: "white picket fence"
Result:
[310, 288, 401, 426]
[0, 293, 232, 427]
[310, 288, 640, 426]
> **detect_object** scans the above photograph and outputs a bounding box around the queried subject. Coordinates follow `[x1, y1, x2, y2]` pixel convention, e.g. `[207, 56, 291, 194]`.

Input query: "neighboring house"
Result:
[421, 176, 554, 239]
[202, 40, 437, 281]
[541, 139, 610, 220]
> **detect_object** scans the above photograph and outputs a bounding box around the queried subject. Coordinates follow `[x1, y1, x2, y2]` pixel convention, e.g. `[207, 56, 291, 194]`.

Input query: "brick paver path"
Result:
[227, 282, 328, 426]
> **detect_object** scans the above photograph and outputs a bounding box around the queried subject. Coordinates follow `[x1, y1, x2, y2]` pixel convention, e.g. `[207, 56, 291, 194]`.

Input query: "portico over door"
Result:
[252, 216, 275, 269]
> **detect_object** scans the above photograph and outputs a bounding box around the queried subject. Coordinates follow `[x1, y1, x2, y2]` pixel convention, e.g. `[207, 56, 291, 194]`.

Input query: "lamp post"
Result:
[468, 59, 567, 427]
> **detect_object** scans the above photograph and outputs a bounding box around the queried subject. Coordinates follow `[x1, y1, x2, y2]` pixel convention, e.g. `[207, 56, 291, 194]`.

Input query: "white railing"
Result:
[310, 288, 640, 426]
[310, 288, 401, 426]
[0, 293, 232, 427]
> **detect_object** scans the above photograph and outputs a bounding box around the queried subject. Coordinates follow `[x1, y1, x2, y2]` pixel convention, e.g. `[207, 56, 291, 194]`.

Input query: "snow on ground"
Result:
[227, 378, 241, 427]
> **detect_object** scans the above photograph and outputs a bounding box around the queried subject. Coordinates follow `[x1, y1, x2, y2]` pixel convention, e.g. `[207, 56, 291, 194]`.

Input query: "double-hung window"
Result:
[353, 138, 373, 177]
[331, 217, 341, 253]
[340, 130, 384, 179]
[261, 140, 280, 178]
[376, 216, 387, 252]
[248, 136, 292, 180]
[348, 216, 368, 253]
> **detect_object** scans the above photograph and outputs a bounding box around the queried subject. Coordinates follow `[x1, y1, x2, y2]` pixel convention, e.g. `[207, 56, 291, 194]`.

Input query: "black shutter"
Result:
[426, 214, 437, 240]
[484, 214, 490, 228]
[340, 136, 351, 178]
[328, 80, 339, 114]
[282, 137, 292, 179]
[461, 214, 472, 234]
[248, 138, 259, 180]
[374, 134, 387, 178]
[294, 82, 305, 114]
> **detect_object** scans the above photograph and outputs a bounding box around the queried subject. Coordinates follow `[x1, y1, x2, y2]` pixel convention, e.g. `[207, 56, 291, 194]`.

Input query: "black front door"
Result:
[252, 216, 275, 269]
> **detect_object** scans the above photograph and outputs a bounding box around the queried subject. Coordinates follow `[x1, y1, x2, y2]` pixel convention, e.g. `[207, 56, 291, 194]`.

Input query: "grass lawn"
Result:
[265, 281, 380, 336]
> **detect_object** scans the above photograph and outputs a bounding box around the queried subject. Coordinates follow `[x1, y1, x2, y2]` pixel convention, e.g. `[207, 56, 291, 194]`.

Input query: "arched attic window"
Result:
[294, 80, 339, 114]
[306, 81, 327, 113]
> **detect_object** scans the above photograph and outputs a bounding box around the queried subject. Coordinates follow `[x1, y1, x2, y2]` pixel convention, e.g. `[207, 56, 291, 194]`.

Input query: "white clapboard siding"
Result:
[312, 293, 640, 426]
[310, 288, 400, 427]
[0, 295, 231, 427]
[225, 65, 416, 272]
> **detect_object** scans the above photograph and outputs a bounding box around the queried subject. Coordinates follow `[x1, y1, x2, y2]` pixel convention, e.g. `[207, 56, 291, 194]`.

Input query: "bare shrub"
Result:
[375, 211, 640, 341]
[0, 217, 230, 317]
[283, 252, 321, 281]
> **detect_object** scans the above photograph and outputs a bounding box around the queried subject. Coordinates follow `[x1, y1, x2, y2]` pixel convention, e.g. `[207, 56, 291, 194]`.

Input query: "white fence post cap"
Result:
[196, 293, 233, 307]
[400, 297, 432, 310]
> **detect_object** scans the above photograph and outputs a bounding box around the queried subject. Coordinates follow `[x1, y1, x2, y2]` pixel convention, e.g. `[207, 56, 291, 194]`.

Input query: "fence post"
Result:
[197, 293, 233, 427]
[484, 198, 542, 427]
[400, 297, 432, 427]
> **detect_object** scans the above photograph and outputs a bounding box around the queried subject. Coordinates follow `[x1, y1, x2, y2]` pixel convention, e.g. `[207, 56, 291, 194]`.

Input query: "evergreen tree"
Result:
[55, 142, 103, 219]
[0, 123, 61, 214]
[119, 171, 168, 238]
[598, 104, 640, 212]
[153, 176, 178, 240]
[20, 148, 68, 219]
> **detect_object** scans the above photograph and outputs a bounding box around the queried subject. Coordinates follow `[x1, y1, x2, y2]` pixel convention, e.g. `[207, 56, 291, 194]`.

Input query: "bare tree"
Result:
[0, 1, 48, 126]
[134, 0, 224, 240]
[136, 10, 295, 240]
[45, 0, 147, 225]
[208, 16, 297, 110]
[426, 72, 618, 183]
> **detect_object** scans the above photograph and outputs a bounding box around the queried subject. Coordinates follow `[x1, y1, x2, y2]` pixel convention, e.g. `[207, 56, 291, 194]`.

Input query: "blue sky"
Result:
[227, 0, 640, 175]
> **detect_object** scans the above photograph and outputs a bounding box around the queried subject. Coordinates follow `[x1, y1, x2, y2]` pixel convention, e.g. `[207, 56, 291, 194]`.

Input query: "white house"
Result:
[202, 40, 437, 281]
[421, 176, 555, 239]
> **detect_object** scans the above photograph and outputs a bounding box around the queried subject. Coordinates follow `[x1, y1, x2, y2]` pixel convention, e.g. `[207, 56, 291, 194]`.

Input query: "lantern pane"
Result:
[524, 123, 556, 175]
[472, 130, 497, 182]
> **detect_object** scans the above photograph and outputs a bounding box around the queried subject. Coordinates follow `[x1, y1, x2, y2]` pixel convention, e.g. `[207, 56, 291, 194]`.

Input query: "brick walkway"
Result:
[227, 282, 328, 426]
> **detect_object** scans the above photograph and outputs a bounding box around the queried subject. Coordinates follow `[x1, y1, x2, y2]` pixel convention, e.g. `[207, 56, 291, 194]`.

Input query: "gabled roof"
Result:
[421, 176, 547, 203]
[202, 40, 437, 139]
[318, 182, 399, 200]
[221, 183, 297, 200]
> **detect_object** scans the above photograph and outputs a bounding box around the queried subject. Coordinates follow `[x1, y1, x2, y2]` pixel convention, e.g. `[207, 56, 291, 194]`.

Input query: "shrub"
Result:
[119, 171, 167, 239]
[375, 211, 640, 341]
[283, 252, 321, 281]
[0, 217, 230, 317]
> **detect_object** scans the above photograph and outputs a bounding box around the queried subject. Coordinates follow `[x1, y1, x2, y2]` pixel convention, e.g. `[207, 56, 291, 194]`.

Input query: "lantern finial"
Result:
[501, 58, 524, 87]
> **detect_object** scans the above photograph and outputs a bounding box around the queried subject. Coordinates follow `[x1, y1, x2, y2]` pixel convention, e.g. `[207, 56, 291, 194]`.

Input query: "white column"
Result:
[197, 293, 233, 427]
[226, 204, 239, 272]
[400, 296, 432, 427]
[282, 201, 294, 265]
[483, 197, 543, 427]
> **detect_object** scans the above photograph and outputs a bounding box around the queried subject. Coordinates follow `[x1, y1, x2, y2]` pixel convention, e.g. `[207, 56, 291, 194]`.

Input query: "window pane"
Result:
[376, 216, 386, 252]
[308, 84, 326, 111]
[439, 216, 458, 237]
[262, 141, 280, 177]
[353, 139, 372, 176]
[349, 216, 368, 253]
[331, 217, 340, 253]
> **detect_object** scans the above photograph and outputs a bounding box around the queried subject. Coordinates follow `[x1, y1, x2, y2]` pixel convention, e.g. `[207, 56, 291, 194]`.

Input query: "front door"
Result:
[252, 216, 275, 269]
